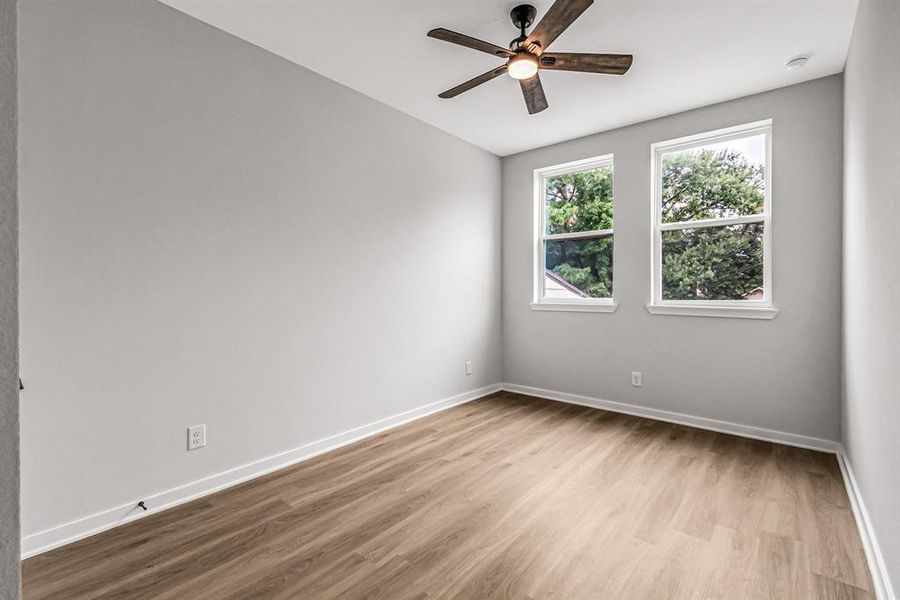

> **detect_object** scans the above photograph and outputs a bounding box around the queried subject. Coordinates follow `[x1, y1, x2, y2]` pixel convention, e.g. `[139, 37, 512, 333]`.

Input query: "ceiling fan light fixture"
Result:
[508, 54, 539, 80]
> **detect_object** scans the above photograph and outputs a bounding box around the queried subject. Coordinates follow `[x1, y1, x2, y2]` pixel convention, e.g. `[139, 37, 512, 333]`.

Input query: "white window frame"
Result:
[532, 154, 617, 313]
[648, 120, 777, 320]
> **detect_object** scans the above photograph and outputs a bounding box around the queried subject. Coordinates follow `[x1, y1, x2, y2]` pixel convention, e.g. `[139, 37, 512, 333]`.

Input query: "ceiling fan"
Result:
[427, 0, 632, 114]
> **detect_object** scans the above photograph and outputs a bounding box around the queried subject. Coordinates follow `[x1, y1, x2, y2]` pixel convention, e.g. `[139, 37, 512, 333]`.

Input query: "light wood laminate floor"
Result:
[22, 392, 873, 599]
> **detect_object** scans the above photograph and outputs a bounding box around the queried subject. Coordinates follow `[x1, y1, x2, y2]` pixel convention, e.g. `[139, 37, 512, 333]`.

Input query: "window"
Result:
[533, 155, 616, 312]
[649, 121, 776, 319]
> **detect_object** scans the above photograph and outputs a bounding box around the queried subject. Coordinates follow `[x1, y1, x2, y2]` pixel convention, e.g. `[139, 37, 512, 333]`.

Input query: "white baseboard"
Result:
[20, 383, 502, 559]
[501, 383, 842, 453]
[836, 450, 897, 600]
[28, 381, 890, 599]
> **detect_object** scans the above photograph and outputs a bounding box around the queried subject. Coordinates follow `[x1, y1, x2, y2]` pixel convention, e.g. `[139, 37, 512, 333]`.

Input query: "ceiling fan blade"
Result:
[520, 74, 549, 114]
[539, 52, 633, 75]
[427, 28, 514, 58]
[438, 66, 508, 99]
[524, 0, 593, 54]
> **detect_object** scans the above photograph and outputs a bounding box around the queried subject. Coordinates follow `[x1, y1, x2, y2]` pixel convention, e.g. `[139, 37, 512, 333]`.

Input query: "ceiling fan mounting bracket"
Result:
[509, 4, 537, 30]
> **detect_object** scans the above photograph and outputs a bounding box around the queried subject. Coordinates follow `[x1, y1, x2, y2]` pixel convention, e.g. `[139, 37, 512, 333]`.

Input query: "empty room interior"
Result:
[1, 0, 899, 598]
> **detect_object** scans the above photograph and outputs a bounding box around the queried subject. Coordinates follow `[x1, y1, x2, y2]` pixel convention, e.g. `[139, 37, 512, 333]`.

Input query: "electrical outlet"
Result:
[187, 424, 206, 451]
[631, 371, 642, 387]
[465, 361, 473, 376]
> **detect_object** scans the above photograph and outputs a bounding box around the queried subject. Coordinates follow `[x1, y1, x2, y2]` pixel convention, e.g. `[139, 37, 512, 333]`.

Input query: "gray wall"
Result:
[18, 0, 501, 538]
[503, 76, 844, 441]
[0, 0, 19, 596]
[842, 0, 900, 594]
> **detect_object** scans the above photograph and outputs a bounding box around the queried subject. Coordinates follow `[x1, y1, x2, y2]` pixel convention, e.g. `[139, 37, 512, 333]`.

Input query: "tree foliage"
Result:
[660, 149, 765, 300]
[543, 149, 765, 301]
[660, 149, 764, 222]
[544, 168, 614, 298]
[661, 224, 763, 300]
[546, 168, 614, 234]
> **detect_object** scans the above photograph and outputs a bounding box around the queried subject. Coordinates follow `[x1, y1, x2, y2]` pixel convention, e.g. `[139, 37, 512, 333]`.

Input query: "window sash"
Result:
[543, 228, 613, 241]
[657, 214, 763, 232]
[534, 154, 615, 305]
[650, 120, 772, 308]
[540, 232, 614, 301]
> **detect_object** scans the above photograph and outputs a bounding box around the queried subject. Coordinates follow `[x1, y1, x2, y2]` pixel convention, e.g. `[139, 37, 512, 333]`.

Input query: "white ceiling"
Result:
[160, 0, 859, 156]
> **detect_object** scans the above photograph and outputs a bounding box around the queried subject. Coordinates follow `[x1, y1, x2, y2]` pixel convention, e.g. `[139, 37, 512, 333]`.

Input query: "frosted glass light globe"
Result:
[508, 54, 539, 80]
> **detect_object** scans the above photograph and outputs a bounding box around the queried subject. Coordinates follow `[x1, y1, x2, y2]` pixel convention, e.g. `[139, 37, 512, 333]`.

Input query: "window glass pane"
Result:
[545, 165, 613, 234]
[660, 133, 765, 223]
[545, 236, 613, 299]
[661, 223, 763, 301]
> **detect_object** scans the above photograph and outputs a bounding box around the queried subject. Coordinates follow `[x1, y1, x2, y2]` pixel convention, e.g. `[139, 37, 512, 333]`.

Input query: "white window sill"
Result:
[531, 301, 618, 313]
[645, 303, 778, 320]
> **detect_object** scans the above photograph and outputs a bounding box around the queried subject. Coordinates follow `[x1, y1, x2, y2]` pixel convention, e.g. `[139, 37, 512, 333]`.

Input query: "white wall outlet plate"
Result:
[187, 424, 206, 451]
[465, 361, 473, 376]
[631, 371, 643, 387]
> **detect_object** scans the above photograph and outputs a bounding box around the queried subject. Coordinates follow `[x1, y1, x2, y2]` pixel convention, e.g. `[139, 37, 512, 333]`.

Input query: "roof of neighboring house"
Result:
[742, 286, 764, 300]
[544, 270, 589, 298]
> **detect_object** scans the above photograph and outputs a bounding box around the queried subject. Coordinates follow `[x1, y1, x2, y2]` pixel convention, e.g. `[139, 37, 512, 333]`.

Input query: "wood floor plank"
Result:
[21, 393, 874, 599]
